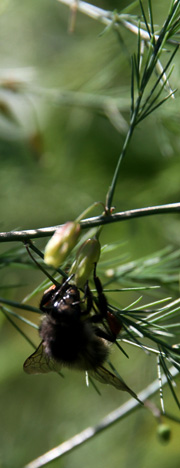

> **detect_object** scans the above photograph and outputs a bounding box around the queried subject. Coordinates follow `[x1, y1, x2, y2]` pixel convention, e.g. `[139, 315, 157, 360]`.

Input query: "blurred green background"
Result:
[0, 0, 180, 467]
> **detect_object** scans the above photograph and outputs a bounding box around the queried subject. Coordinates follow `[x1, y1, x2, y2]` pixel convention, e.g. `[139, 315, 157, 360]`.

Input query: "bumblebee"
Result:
[24, 272, 141, 401]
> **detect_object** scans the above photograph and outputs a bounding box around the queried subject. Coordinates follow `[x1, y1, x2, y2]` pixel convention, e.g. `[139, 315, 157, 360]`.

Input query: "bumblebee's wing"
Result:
[23, 342, 62, 375]
[89, 366, 142, 403]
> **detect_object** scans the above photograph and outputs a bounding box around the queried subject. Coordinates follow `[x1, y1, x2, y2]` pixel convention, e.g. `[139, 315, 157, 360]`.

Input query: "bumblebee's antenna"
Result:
[24, 241, 60, 287]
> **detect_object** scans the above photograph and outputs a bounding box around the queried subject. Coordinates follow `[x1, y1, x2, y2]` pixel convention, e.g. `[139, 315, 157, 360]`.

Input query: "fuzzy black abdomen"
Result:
[39, 315, 109, 369]
[39, 316, 88, 364]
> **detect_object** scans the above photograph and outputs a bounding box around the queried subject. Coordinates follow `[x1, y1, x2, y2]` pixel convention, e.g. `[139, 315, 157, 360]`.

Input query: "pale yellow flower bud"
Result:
[44, 222, 81, 268]
[70, 238, 101, 288]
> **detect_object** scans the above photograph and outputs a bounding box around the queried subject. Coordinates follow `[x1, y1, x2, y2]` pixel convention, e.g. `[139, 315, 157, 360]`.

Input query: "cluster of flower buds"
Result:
[44, 221, 101, 286]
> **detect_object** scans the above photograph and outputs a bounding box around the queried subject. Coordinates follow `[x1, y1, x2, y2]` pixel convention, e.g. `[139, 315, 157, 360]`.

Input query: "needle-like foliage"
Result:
[0, 1, 180, 467]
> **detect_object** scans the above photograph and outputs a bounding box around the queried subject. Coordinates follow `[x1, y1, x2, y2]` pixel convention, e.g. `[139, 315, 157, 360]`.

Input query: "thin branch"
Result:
[27, 85, 129, 113]
[0, 202, 180, 242]
[56, 0, 179, 45]
[24, 365, 178, 468]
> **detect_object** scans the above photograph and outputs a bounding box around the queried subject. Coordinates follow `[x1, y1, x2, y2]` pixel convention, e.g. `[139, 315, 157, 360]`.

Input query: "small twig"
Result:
[56, 0, 179, 45]
[28, 86, 129, 113]
[24, 365, 178, 468]
[0, 202, 180, 243]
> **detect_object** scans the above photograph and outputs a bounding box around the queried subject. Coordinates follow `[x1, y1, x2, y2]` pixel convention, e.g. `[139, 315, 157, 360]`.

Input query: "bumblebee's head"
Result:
[51, 299, 81, 323]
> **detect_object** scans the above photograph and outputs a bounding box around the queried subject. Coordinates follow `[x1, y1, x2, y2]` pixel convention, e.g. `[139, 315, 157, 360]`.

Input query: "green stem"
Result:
[105, 129, 131, 212]
[105, 97, 141, 211]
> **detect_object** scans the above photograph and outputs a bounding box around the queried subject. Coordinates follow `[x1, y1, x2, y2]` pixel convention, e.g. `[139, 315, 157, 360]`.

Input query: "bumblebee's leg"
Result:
[80, 281, 93, 317]
[79, 266, 107, 318]
[93, 325, 116, 343]
[93, 264, 108, 319]
[84, 281, 93, 313]
[93, 264, 122, 339]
